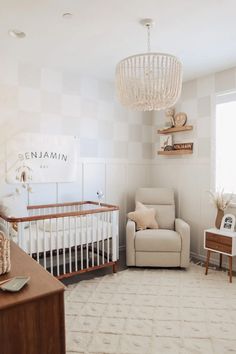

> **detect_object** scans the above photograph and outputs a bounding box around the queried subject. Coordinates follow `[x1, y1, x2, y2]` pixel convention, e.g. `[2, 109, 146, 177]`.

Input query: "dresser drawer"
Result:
[205, 232, 232, 246]
[205, 240, 232, 254]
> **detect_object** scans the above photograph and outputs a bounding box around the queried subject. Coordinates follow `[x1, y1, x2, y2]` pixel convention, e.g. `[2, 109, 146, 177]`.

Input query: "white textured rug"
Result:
[65, 264, 236, 354]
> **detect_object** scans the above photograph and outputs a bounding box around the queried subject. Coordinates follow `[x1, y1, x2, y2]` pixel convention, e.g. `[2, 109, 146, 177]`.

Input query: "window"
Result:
[215, 92, 236, 193]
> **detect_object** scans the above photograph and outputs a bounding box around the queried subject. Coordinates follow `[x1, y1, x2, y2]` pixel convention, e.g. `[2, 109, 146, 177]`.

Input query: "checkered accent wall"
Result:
[154, 67, 236, 161]
[0, 57, 153, 161]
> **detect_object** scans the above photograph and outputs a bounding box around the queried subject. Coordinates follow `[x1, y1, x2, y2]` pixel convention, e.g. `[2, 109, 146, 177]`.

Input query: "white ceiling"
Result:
[1, 0, 236, 83]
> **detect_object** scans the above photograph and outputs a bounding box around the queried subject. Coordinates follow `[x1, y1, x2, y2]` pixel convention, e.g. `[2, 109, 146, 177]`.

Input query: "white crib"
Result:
[0, 201, 119, 279]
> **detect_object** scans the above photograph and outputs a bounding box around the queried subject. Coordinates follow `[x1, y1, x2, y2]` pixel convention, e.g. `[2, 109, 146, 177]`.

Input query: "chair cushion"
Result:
[136, 188, 175, 205]
[135, 229, 181, 252]
[148, 205, 175, 230]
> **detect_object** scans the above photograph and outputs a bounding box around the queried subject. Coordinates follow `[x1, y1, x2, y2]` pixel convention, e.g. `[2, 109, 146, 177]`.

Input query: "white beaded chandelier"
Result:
[115, 19, 183, 111]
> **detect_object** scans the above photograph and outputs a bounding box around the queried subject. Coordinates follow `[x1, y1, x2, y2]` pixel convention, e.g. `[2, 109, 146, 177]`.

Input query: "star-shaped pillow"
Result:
[128, 201, 159, 230]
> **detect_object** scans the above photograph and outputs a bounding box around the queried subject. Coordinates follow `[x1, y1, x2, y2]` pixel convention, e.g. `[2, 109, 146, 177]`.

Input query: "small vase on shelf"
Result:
[215, 209, 224, 229]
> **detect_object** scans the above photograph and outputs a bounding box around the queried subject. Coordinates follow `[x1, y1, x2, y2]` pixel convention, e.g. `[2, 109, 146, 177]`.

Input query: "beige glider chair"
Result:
[126, 188, 190, 268]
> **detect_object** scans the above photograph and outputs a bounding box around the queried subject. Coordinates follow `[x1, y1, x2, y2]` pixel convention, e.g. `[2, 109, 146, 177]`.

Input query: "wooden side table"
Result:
[204, 228, 236, 283]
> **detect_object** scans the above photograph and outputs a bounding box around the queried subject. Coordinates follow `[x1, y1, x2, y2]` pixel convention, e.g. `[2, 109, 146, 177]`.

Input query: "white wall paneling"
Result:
[28, 183, 58, 206]
[57, 163, 83, 203]
[83, 162, 106, 201]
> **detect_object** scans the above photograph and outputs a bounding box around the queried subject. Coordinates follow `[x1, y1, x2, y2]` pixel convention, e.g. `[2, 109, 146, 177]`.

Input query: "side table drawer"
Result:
[206, 232, 232, 246]
[205, 240, 232, 254]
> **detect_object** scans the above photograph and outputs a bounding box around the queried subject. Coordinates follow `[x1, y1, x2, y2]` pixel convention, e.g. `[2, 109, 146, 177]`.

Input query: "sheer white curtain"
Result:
[215, 92, 236, 194]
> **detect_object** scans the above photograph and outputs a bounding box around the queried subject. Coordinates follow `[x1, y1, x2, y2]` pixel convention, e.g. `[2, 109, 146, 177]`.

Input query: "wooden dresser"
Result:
[0, 242, 65, 354]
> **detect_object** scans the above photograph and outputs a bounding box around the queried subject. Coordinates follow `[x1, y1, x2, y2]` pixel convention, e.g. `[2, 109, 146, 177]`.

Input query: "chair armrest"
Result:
[175, 218, 190, 268]
[126, 219, 136, 266]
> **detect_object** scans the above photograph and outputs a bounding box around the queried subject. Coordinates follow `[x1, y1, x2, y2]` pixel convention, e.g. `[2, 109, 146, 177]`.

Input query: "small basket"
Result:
[0, 231, 11, 275]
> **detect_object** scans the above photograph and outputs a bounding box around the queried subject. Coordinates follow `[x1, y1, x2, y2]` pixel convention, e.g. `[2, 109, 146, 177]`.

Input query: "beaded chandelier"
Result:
[115, 19, 182, 111]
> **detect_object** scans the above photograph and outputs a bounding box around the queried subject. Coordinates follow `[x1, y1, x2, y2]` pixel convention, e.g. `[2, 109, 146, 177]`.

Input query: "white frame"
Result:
[160, 134, 172, 151]
[220, 213, 236, 232]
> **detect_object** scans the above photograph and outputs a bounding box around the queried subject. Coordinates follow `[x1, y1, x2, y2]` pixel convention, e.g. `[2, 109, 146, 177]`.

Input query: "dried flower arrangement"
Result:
[208, 189, 233, 211]
[208, 189, 233, 229]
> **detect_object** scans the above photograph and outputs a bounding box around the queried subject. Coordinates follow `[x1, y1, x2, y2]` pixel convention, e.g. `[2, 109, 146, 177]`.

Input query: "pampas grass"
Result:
[208, 189, 233, 211]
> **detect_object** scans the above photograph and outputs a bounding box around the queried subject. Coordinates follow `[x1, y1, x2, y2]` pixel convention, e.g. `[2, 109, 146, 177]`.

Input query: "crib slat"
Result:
[56, 217, 59, 277]
[80, 216, 83, 270]
[62, 216, 65, 275]
[96, 213, 99, 266]
[112, 210, 119, 261]
[75, 216, 78, 272]
[92, 215, 95, 267]
[36, 220, 39, 263]
[29, 221, 32, 257]
[50, 219, 53, 274]
[86, 215, 89, 269]
[102, 212, 104, 264]
[69, 217, 72, 273]
[116, 211, 119, 261]
[43, 219, 46, 269]
[107, 212, 110, 263]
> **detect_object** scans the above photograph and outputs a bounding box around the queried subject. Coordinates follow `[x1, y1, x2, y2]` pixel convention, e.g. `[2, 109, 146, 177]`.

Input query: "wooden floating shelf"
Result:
[158, 150, 193, 156]
[157, 125, 193, 134]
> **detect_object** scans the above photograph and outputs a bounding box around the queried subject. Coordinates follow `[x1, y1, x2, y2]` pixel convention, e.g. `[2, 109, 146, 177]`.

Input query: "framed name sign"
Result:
[6, 133, 78, 183]
[173, 143, 193, 151]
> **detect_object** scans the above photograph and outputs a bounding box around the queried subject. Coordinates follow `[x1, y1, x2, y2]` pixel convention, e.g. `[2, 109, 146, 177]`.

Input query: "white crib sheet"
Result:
[17, 216, 113, 254]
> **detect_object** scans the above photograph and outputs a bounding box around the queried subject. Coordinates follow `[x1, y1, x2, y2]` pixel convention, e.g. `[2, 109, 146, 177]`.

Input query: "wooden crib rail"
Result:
[0, 201, 119, 223]
[27, 200, 118, 210]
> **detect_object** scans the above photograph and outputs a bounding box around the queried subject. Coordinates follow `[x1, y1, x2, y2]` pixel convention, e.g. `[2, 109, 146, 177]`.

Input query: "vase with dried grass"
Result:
[208, 190, 233, 229]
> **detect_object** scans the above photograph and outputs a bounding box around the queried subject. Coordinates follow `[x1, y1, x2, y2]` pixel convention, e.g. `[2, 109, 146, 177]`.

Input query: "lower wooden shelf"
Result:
[158, 150, 193, 156]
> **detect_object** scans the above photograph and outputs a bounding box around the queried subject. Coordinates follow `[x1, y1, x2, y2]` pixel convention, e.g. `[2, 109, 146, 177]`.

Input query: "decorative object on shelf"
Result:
[96, 190, 104, 206]
[115, 18, 182, 111]
[173, 143, 193, 151]
[164, 145, 173, 151]
[160, 135, 173, 151]
[157, 116, 193, 156]
[165, 107, 175, 127]
[174, 112, 187, 127]
[0, 230, 10, 275]
[208, 189, 233, 229]
[220, 214, 236, 232]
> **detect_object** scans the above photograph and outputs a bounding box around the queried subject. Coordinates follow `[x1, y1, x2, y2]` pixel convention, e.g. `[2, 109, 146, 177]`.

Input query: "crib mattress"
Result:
[16, 217, 113, 254]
